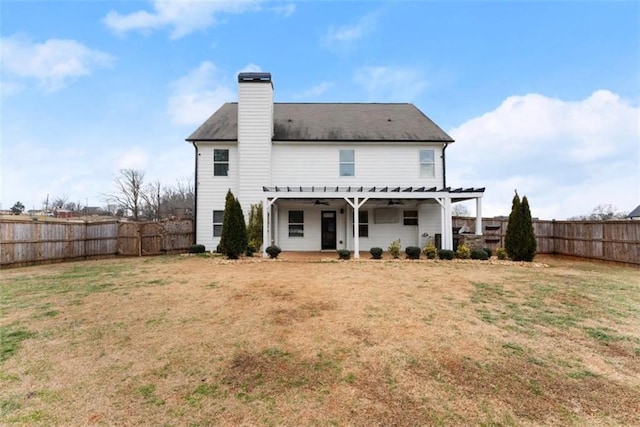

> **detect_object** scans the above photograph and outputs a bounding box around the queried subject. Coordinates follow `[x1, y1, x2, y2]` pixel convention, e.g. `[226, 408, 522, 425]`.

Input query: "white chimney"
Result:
[237, 72, 274, 210]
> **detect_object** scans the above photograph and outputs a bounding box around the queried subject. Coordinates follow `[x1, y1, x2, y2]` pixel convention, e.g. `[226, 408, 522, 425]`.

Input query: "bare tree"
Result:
[452, 204, 470, 217]
[51, 195, 69, 209]
[103, 169, 145, 221]
[568, 204, 628, 221]
[161, 177, 194, 217]
[141, 180, 162, 221]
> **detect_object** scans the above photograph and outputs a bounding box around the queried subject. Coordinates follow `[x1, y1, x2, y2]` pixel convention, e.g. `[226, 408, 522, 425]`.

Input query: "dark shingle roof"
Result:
[628, 205, 640, 218]
[186, 103, 453, 143]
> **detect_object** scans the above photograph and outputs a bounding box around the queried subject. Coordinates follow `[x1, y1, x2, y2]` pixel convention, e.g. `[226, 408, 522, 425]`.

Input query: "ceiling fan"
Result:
[387, 200, 405, 206]
[313, 199, 330, 206]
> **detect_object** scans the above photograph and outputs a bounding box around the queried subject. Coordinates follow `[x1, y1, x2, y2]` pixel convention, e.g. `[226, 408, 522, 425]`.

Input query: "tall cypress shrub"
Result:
[505, 191, 537, 262]
[504, 192, 522, 260]
[219, 190, 248, 259]
[519, 196, 537, 261]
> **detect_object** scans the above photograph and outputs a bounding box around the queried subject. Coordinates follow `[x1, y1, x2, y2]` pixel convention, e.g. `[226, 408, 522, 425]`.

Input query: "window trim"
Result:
[403, 210, 418, 226]
[339, 149, 355, 177]
[214, 149, 229, 177]
[419, 149, 435, 178]
[213, 210, 224, 237]
[288, 210, 304, 238]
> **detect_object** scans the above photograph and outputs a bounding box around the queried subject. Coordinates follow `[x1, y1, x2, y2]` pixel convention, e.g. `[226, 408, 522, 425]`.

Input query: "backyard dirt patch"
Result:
[1, 254, 639, 426]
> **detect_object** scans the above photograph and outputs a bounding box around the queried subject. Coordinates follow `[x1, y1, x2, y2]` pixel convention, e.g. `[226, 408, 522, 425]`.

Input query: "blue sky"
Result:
[1, 0, 638, 219]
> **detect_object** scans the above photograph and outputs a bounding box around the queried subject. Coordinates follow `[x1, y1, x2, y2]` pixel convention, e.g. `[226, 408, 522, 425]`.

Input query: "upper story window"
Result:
[214, 149, 229, 176]
[340, 149, 355, 177]
[419, 149, 435, 178]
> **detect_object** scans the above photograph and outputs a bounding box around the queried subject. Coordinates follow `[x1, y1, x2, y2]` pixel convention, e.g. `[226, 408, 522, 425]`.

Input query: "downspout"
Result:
[442, 142, 449, 189]
[190, 141, 198, 245]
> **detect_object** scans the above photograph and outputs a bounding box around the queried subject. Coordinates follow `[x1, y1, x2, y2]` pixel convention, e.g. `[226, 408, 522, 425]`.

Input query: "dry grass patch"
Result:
[1, 255, 639, 426]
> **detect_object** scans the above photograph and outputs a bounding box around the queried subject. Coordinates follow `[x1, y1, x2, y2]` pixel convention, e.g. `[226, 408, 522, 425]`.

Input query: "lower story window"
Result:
[213, 210, 223, 237]
[354, 210, 369, 237]
[289, 210, 304, 237]
[403, 210, 418, 226]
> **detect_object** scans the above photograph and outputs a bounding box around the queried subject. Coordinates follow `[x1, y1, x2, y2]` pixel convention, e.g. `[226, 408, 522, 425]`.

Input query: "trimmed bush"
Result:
[438, 249, 455, 260]
[471, 248, 489, 260]
[456, 243, 471, 259]
[406, 246, 421, 260]
[422, 243, 438, 259]
[337, 249, 351, 260]
[188, 244, 206, 254]
[388, 240, 401, 259]
[483, 247, 493, 258]
[245, 245, 255, 257]
[370, 247, 383, 259]
[496, 247, 508, 260]
[266, 245, 281, 259]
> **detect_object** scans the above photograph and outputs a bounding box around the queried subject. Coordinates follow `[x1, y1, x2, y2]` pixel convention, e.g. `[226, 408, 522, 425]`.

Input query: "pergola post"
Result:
[353, 197, 360, 258]
[475, 197, 483, 235]
[443, 197, 453, 250]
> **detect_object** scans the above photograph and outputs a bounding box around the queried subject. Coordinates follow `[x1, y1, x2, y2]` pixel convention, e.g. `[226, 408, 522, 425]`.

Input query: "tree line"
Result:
[101, 169, 194, 220]
[7, 169, 194, 220]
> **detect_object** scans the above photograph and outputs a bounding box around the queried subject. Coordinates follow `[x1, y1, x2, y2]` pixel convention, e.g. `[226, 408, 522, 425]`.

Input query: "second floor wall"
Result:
[196, 140, 446, 195]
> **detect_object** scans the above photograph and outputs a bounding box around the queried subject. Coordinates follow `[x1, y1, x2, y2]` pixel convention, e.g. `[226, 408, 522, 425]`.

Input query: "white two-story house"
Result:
[186, 72, 484, 258]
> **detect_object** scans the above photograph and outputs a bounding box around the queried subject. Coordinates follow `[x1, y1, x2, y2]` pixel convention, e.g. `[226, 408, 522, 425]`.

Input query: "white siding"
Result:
[419, 201, 442, 248]
[272, 143, 444, 188]
[194, 142, 238, 251]
[350, 204, 420, 251]
[238, 82, 273, 214]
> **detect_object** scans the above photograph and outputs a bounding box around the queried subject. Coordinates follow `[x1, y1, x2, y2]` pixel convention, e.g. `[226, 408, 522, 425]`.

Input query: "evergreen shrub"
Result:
[438, 249, 455, 260]
[188, 244, 206, 254]
[266, 245, 281, 259]
[370, 247, 383, 259]
[471, 249, 489, 260]
[405, 246, 421, 259]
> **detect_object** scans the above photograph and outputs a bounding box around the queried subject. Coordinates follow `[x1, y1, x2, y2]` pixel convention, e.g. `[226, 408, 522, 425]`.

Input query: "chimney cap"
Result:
[238, 72, 272, 83]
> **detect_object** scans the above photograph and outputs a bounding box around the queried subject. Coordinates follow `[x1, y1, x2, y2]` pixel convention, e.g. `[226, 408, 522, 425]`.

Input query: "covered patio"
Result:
[262, 186, 485, 258]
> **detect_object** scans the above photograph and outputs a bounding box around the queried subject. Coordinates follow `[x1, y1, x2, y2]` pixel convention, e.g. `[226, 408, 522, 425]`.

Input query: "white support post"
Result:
[444, 197, 453, 250]
[273, 204, 279, 247]
[475, 197, 483, 235]
[353, 197, 360, 258]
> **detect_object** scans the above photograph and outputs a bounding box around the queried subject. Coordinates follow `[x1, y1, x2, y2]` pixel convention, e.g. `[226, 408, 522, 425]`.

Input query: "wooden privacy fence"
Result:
[453, 217, 640, 265]
[0, 219, 194, 268]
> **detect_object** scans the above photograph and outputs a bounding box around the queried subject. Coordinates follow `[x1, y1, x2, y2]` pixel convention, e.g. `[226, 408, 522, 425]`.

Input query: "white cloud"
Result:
[237, 63, 262, 74]
[324, 12, 378, 49]
[116, 146, 150, 170]
[271, 3, 296, 17]
[447, 90, 640, 220]
[292, 81, 333, 100]
[0, 35, 114, 93]
[354, 66, 427, 101]
[167, 61, 237, 126]
[103, 0, 262, 39]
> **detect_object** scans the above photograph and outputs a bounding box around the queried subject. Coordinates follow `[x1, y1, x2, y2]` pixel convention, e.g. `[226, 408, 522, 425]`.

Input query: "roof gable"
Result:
[186, 103, 453, 143]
